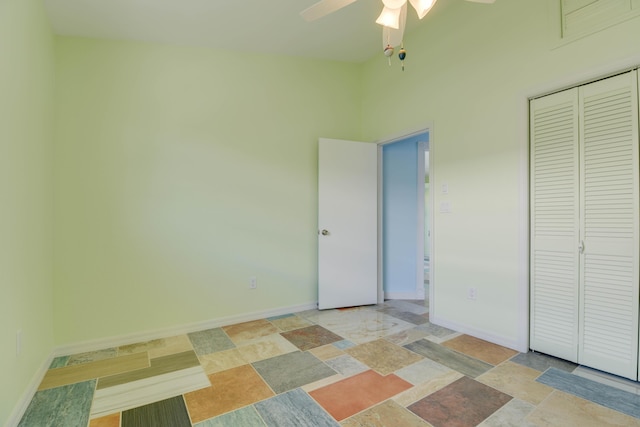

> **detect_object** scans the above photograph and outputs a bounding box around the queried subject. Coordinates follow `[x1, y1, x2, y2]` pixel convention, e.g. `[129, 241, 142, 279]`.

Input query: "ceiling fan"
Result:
[301, 0, 496, 68]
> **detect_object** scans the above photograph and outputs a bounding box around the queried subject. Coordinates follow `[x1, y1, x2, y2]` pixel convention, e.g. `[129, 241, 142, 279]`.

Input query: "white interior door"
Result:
[578, 71, 639, 380]
[530, 71, 640, 380]
[529, 88, 580, 363]
[318, 138, 378, 309]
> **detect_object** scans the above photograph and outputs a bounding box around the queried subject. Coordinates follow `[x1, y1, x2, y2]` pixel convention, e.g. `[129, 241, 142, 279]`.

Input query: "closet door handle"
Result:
[578, 240, 585, 254]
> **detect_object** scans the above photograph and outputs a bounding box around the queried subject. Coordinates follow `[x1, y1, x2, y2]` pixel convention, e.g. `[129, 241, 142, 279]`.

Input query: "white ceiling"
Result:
[43, 0, 433, 63]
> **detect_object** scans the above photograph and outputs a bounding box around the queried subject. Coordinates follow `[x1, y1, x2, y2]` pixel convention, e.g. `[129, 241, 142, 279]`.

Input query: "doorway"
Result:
[422, 146, 431, 308]
[381, 131, 431, 303]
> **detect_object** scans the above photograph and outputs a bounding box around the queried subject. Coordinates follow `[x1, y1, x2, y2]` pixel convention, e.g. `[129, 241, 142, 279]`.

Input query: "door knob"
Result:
[321, 229, 330, 236]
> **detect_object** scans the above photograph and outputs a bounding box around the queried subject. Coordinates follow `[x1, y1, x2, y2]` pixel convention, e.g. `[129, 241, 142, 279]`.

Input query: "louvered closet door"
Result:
[578, 71, 640, 380]
[530, 88, 580, 363]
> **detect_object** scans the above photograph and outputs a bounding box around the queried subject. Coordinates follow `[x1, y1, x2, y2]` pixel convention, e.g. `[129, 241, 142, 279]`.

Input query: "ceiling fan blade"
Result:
[300, 0, 360, 22]
[465, 0, 496, 3]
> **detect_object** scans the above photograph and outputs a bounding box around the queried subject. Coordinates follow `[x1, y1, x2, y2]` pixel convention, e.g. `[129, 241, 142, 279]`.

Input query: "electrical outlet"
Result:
[468, 287, 477, 301]
[16, 329, 22, 356]
[249, 276, 257, 289]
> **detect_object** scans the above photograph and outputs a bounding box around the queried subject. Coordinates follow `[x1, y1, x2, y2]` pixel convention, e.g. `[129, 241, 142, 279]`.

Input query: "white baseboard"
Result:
[4, 353, 54, 427]
[5, 302, 317, 427]
[430, 314, 527, 353]
[384, 291, 425, 300]
[54, 302, 318, 357]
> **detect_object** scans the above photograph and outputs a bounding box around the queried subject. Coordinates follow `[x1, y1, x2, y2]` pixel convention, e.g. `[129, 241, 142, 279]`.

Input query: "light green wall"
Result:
[53, 37, 363, 344]
[362, 0, 640, 348]
[5, 1, 640, 420]
[0, 0, 55, 424]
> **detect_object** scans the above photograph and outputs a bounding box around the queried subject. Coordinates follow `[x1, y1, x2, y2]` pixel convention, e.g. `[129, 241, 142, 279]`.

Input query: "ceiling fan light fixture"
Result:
[381, 0, 407, 8]
[376, 6, 402, 29]
[409, 0, 437, 19]
[381, 4, 407, 48]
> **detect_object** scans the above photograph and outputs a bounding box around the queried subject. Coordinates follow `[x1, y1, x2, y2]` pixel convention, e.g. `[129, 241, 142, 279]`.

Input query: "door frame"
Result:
[376, 124, 434, 306]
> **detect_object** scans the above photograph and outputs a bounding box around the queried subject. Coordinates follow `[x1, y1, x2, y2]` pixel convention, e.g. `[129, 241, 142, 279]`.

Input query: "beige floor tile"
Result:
[67, 348, 118, 366]
[39, 352, 149, 391]
[235, 333, 298, 364]
[198, 334, 298, 374]
[442, 334, 518, 365]
[341, 400, 432, 426]
[198, 348, 246, 375]
[118, 335, 193, 359]
[222, 319, 279, 345]
[316, 310, 415, 344]
[384, 328, 430, 346]
[346, 339, 423, 375]
[269, 315, 313, 332]
[478, 399, 537, 427]
[149, 335, 193, 358]
[395, 358, 455, 386]
[118, 339, 165, 355]
[526, 391, 640, 427]
[477, 361, 554, 405]
[309, 344, 345, 361]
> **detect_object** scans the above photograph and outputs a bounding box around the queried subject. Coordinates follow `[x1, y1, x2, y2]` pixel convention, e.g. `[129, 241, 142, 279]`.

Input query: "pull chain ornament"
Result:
[384, 44, 394, 66]
[398, 46, 407, 71]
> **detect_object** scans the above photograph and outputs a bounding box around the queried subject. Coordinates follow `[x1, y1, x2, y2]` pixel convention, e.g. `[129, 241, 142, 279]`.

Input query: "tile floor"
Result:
[18, 299, 640, 427]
